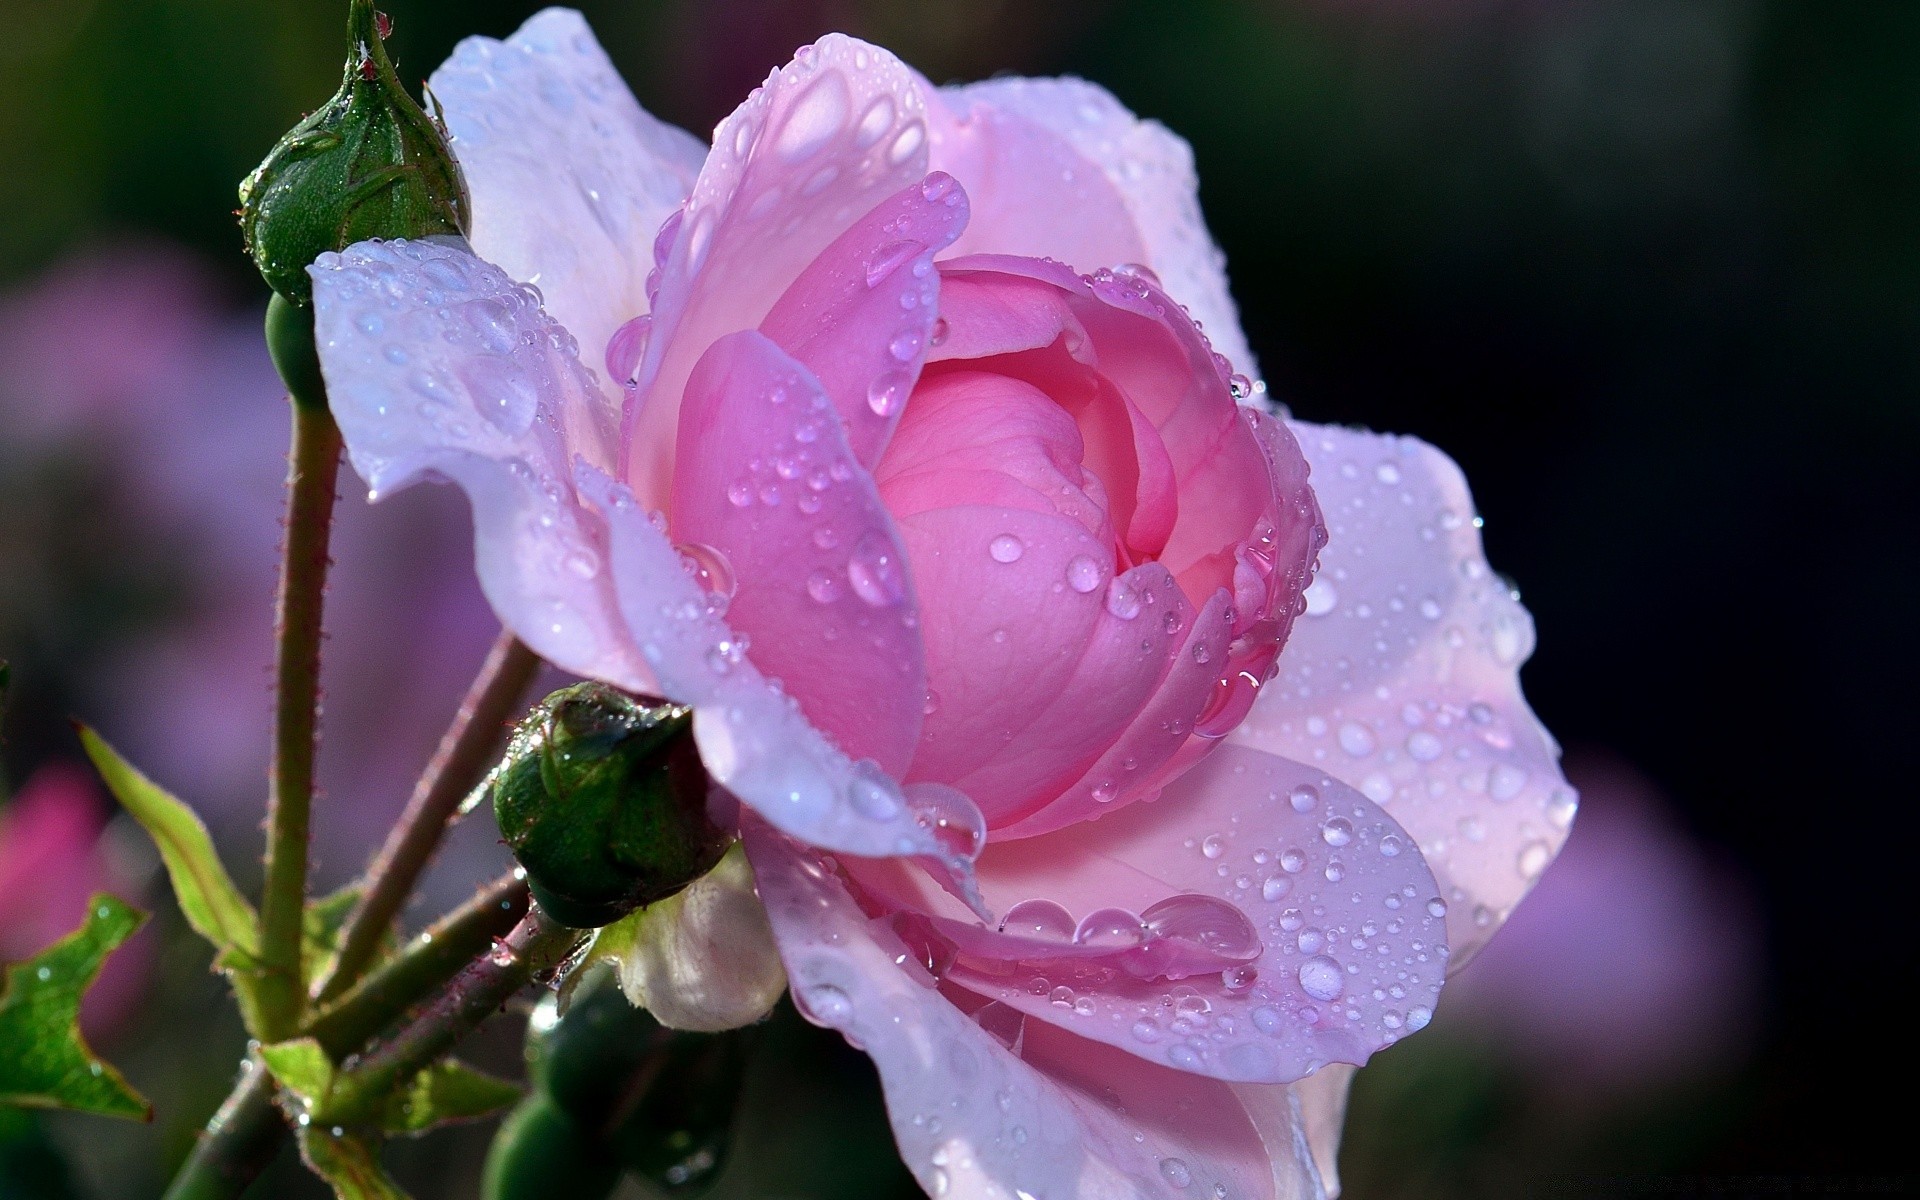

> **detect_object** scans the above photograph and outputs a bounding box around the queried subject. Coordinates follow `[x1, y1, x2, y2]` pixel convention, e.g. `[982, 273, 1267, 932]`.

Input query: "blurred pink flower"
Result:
[1441, 752, 1759, 1093]
[0, 765, 151, 1036]
[309, 12, 1575, 1196]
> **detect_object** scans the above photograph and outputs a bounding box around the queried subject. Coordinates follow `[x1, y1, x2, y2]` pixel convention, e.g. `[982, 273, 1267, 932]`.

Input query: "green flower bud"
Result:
[492, 683, 728, 929]
[481, 1097, 619, 1200]
[523, 969, 749, 1197]
[238, 0, 469, 307]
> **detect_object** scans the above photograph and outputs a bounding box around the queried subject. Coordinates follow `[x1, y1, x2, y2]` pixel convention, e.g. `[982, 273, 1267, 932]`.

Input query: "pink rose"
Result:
[311, 12, 1572, 1197]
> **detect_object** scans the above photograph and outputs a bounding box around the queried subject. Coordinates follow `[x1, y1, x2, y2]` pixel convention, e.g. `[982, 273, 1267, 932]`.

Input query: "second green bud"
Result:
[492, 683, 728, 928]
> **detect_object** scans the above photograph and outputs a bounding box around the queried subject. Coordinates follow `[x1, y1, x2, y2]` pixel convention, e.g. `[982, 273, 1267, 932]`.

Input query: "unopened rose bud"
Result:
[238, 0, 468, 308]
[491, 684, 729, 929]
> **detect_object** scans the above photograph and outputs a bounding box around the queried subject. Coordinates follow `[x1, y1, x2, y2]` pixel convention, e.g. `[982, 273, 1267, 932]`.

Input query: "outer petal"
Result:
[577, 464, 981, 873]
[627, 34, 936, 506]
[310, 237, 649, 687]
[588, 842, 787, 1032]
[759, 172, 970, 468]
[748, 825, 1327, 1200]
[672, 330, 927, 777]
[926, 88, 1149, 288]
[954, 76, 1257, 377]
[1230, 421, 1575, 966]
[1285, 1064, 1354, 1197]
[948, 745, 1447, 1083]
[429, 9, 707, 376]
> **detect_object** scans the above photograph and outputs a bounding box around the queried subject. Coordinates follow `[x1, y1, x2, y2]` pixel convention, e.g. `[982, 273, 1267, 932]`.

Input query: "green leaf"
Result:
[76, 726, 259, 958]
[0, 894, 151, 1121]
[305, 885, 362, 983]
[260, 1038, 336, 1109]
[381, 1060, 520, 1135]
[298, 1125, 412, 1200]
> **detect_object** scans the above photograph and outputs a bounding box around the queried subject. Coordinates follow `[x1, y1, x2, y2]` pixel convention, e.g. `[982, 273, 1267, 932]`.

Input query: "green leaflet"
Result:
[0, 894, 151, 1121]
[264, 1037, 517, 1136]
[298, 1125, 411, 1200]
[76, 726, 259, 957]
[381, 1060, 521, 1135]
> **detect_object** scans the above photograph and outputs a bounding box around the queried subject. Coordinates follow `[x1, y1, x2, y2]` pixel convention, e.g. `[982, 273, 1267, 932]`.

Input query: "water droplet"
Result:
[1406, 1004, 1432, 1030]
[1104, 576, 1143, 619]
[1075, 907, 1146, 948]
[1141, 894, 1261, 964]
[848, 531, 906, 607]
[1297, 955, 1343, 1001]
[677, 542, 737, 602]
[1201, 834, 1226, 859]
[1000, 899, 1076, 943]
[888, 121, 926, 164]
[854, 96, 894, 148]
[1261, 876, 1291, 902]
[847, 758, 904, 820]
[1338, 722, 1376, 757]
[866, 370, 910, 417]
[1091, 779, 1118, 804]
[1160, 1159, 1193, 1189]
[1065, 554, 1103, 594]
[604, 313, 652, 383]
[1280, 849, 1306, 873]
[1303, 577, 1338, 616]
[1426, 897, 1448, 919]
[888, 328, 923, 362]
[1407, 731, 1444, 761]
[1321, 817, 1354, 847]
[1222, 964, 1258, 992]
[988, 534, 1025, 563]
[797, 982, 853, 1025]
[1517, 840, 1552, 879]
[774, 73, 849, 162]
[907, 782, 984, 860]
[806, 569, 841, 604]
[1378, 833, 1404, 857]
[1288, 783, 1319, 813]
[865, 240, 921, 287]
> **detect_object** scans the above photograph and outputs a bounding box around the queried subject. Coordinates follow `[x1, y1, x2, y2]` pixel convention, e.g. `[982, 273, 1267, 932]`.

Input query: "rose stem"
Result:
[319, 904, 581, 1122]
[164, 873, 535, 1200]
[315, 631, 540, 1003]
[256, 393, 343, 1042]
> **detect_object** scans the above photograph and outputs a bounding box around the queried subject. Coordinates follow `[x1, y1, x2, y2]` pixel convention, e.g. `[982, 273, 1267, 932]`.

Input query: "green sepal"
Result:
[304, 884, 397, 987]
[298, 1124, 411, 1200]
[380, 1059, 520, 1135]
[0, 894, 151, 1122]
[238, 0, 468, 306]
[76, 726, 259, 957]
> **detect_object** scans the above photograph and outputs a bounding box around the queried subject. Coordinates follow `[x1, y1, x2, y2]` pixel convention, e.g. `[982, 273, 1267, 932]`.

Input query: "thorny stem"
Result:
[256, 396, 343, 1042]
[315, 632, 539, 1003]
[317, 904, 580, 1123]
[164, 875, 536, 1200]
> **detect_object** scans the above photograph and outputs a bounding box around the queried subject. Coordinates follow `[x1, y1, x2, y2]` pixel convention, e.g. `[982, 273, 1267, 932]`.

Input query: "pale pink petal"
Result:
[310, 237, 650, 688]
[928, 89, 1150, 286]
[576, 465, 979, 871]
[748, 825, 1327, 1200]
[759, 172, 970, 467]
[954, 76, 1257, 377]
[627, 35, 936, 506]
[671, 330, 926, 777]
[895, 506, 1188, 827]
[1230, 421, 1574, 967]
[428, 10, 707, 377]
[947, 745, 1447, 1083]
[1284, 1064, 1355, 1197]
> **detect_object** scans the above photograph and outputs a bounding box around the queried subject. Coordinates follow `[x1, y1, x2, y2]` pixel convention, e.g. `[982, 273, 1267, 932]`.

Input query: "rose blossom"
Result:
[309, 10, 1573, 1196]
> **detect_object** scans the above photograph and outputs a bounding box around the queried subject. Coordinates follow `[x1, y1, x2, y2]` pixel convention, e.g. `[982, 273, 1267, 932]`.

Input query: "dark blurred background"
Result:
[1, 1, 1913, 1197]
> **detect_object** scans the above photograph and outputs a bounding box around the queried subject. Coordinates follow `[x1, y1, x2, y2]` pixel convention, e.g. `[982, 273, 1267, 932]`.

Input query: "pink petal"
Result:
[947, 744, 1448, 1083]
[428, 10, 707, 379]
[954, 76, 1257, 377]
[748, 824, 1326, 1199]
[894, 505, 1188, 827]
[927, 87, 1150, 286]
[1288, 1064, 1355, 1197]
[310, 237, 651, 688]
[997, 586, 1235, 837]
[671, 329, 926, 777]
[1230, 421, 1575, 967]
[576, 464, 980, 872]
[759, 172, 970, 468]
[626, 35, 936, 507]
